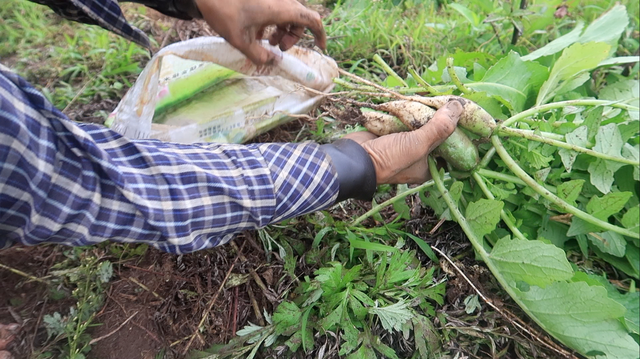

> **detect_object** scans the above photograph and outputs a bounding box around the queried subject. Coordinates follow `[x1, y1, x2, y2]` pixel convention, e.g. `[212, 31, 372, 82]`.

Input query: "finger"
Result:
[256, 26, 267, 40]
[230, 31, 276, 65]
[343, 131, 378, 145]
[271, 3, 326, 50]
[279, 25, 305, 51]
[269, 26, 287, 46]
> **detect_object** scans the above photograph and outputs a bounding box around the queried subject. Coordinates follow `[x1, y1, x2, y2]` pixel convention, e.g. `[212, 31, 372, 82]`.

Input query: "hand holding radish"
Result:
[345, 101, 463, 184]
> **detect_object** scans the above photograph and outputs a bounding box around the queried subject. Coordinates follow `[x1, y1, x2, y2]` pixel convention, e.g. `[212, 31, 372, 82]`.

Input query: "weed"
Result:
[37, 249, 113, 359]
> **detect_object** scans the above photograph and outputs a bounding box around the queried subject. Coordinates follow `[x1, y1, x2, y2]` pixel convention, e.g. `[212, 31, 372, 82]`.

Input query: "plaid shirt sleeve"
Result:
[0, 66, 339, 253]
[28, 0, 152, 48]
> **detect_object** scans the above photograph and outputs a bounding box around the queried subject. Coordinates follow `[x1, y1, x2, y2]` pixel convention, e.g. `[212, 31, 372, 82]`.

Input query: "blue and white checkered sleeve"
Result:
[0, 66, 339, 254]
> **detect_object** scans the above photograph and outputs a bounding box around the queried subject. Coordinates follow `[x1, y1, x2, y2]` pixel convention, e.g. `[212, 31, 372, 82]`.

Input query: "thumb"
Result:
[413, 100, 463, 152]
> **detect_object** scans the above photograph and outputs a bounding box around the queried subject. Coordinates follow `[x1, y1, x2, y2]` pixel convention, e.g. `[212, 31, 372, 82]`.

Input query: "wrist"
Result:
[319, 139, 377, 202]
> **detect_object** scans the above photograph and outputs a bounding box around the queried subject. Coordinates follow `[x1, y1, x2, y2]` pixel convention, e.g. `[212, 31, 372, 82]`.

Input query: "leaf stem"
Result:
[498, 127, 639, 166]
[373, 54, 408, 87]
[351, 175, 451, 226]
[427, 156, 563, 346]
[472, 172, 527, 241]
[500, 99, 639, 128]
[491, 135, 639, 238]
[478, 147, 497, 169]
[408, 67, 440, 95]
[446, 58, 474, 94]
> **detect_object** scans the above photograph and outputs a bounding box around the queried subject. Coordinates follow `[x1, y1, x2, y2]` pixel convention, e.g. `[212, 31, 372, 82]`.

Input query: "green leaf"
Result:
[465, 199, 504, 238]
[273, 301, 301, 335]
[621, 206, 640, 234]
[348, 239, 398, 253]
[588, 158, 625, 194]
[556, 179, 585, 207]
[489, 237, 574, 287]
[554, 72, 590, 97]
[368, 301, 413, 332]
[522, 23, 585, 61]
[588, 231, 627, 257]
[559, 126, 589, 172]
[593, 123, 625, 158]
[583, 106, 604, 143]
[588, 191, 633, 220]
[577, 4, 629, 46]
[523, 5, 628, 61]
[513, 281, 638, 358]
[537, 42, 611, 105]
[568, 191, 632, 236]
[622, 144, 640, 180]
[339, 322, 361, 356]
[473, 52, 548, 112]
[448, 3, 482, 29]
[412, 315, 440, 357]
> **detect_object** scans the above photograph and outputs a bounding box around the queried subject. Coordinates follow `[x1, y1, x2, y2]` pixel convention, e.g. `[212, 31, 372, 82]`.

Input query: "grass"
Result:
[0, 0, 638, 358]
[0, 0, 152, 113]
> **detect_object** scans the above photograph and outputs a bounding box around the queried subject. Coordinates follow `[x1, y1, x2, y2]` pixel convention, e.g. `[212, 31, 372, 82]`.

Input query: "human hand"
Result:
[194, 0, 326, 65]
[344, 101, 463, 184]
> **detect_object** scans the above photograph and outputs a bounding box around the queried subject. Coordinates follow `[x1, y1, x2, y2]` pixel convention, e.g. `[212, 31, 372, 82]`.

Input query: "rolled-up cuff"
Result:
[320, 139, 377, 202]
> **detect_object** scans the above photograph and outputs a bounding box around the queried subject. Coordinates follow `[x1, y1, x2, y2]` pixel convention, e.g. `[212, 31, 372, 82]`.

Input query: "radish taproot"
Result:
[432, 128, 479, 171]
[410, 95, 496, 138]
[361, 100, 480, 171]
[360, 110, 410, 136]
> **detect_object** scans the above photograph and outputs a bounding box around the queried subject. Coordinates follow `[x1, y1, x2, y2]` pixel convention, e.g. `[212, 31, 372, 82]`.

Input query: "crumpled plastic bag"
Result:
[106, 37, 339, 144]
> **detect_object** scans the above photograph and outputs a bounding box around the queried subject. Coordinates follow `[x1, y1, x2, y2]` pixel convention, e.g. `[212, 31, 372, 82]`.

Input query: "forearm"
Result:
[0, 66, 377, 254]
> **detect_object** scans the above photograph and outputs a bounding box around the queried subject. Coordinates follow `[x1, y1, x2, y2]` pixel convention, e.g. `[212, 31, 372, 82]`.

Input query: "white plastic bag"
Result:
[106, 37, 339, 143]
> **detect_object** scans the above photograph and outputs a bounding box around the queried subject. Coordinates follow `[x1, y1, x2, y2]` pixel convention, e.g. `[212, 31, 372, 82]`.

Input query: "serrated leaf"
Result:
[473, 52, 548, 112]
[273, 301, 301, 335]
[621, 207, 640, 234]
[556, 179, 584, 206]
[371, 337, 399, 359]
[465, 199, 504, 238]
[600, 80, 640, 120]
[588, 231, 627, 257]
[489, 238, 573, 287]
[412, 315, 440, 357]
[559, 126, 589, 172]
[513, 281, 638, 358]
[339, 322, 361, 356]
[537, 42, 611, 105]
[369, 301, 412, 333]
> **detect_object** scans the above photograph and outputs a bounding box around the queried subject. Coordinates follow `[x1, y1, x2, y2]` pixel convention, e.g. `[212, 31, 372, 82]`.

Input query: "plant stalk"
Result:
[491, 135, 638, 238]
[351, 175, 452, 226]
[500, 99, 639, 128]
[373, 54, 408, 87]
[446, 58, 473, 94]
[498, 127, 639, 166]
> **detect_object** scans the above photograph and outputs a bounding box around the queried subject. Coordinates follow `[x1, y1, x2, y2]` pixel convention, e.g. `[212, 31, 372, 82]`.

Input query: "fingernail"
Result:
[446, 100, 463, 117]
